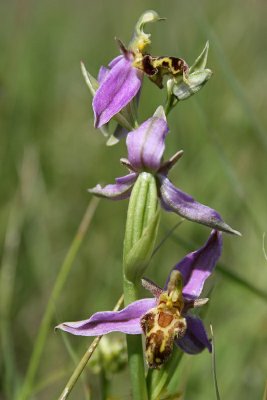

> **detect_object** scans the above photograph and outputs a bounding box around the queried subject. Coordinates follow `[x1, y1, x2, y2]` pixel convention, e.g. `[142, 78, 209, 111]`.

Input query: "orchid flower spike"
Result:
[89, 107, 240, 235]
[57, 230, 222, 368]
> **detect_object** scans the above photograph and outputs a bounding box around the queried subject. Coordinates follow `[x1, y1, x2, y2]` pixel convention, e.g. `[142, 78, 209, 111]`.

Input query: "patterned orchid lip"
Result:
[56, 230, 222, 361]
[89, 107, 241, 236]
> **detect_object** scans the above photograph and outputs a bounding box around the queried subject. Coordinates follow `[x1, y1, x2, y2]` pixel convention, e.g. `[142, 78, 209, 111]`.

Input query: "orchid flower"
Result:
[93, 11, 163, 128]
[57, 230, 222, 368]
[93, 44, 143, 129]
[89, 107, 240, 235]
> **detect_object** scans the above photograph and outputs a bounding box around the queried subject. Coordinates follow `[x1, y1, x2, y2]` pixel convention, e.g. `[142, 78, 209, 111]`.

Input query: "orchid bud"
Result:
[123, 172, 160, 282]
[88, 336, 127, 375]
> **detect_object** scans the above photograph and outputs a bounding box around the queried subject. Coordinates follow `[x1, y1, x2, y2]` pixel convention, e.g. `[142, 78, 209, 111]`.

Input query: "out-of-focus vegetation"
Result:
[0, 0, 266, 399]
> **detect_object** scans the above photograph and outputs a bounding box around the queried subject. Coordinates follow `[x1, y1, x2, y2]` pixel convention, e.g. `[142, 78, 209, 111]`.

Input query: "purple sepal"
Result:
[109, 55, 124, 69]
[56, 298, 155, 336]
[127, 116, 169, 172]
[166, 230, 222, 299]
[97, 66, 109, 84]
[98, 56, 124, 84]
[176, 315, 211, 354]
[88, 173, 137, 200]
[93, 56, 142, 128]
[113, 124, 129, 141]
[159, 175, 238, 234]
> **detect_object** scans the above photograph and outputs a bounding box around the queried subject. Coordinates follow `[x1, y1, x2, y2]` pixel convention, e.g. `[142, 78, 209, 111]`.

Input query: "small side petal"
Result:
[166, 230, 222, 299]
[176, 315, 211, 354]
[93, 56, 142, 128]
[88, 173, 137, 200]
[127, 116, 169, 172]
[56, 298, 156, 336]
[159, 176, 240, 235]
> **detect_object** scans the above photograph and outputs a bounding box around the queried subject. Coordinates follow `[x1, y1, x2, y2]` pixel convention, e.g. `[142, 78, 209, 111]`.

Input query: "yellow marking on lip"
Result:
[159, 335, 167, 353]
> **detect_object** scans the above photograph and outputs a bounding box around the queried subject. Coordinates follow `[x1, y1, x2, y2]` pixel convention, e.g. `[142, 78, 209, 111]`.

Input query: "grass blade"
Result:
[57, 294, 124, 400]
[210, 325, 221, 400]
[18, 197, 99, 400]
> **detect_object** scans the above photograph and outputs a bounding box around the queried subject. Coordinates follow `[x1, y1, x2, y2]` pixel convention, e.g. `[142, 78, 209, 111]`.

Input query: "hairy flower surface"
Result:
[57, 230, 222, 366]
[89, 107, 240, 235]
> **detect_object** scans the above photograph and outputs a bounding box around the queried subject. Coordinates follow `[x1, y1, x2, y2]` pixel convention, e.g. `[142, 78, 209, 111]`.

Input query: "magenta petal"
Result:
[166, 230, 222, 299]
[88, 173, 137, 200]
[115, 173, 137, 185]
[127, 117, 169, 172]
[176, 315, 211, 354]
[97, 66, 110, 84]
[108, 55, 124, 68]
[93, 56, 142, 128]
[159, 175, 239, 235]
[98, 56, 124, 84]
[56, 298, 156, 336]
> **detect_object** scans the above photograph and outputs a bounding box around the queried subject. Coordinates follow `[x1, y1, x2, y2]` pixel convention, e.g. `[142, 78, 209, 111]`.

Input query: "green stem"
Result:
[57, 294, 124, 400]
[123, 278, 148, 400]
[147, 350, 183, 400]
[164, 81, 178, 117]
[18, 197, 99, 400]
[100, 369, 110, 400]
[123, 172, 159, 400]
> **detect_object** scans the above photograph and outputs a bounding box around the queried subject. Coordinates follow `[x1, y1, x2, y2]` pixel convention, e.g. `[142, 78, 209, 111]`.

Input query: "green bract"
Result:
[170, 42, 212, 103]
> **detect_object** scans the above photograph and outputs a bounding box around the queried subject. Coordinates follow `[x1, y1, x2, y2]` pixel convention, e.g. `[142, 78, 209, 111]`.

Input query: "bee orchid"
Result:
[89, 107, 240, 235]
[57, 230, 222, 367]
[92, 11, 163, 128]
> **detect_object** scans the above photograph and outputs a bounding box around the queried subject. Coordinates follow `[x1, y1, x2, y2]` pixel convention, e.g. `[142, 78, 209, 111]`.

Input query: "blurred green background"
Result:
[0, 0, 266, 399]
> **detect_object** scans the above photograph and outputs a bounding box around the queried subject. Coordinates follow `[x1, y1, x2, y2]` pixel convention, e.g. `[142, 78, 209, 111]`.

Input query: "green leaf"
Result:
[80, 62, 99, 94]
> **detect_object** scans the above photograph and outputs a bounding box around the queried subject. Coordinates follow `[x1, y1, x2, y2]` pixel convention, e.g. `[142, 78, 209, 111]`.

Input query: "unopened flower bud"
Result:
[89, 335, 127, 375]
[123, 172, 160, 282]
